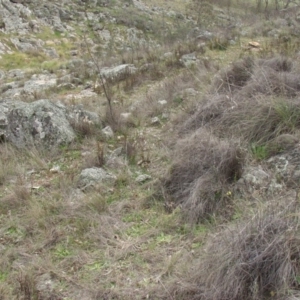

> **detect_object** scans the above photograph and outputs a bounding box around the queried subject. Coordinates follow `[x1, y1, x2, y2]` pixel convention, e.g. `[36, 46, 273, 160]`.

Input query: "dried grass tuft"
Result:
[181, 56, 300, 144]
[257, 56, 293, 72]
[163, 128, 243, 223]
[184, 196, 300, 300]
[219, 96, 300, 143]
[180, 94, 234, 135]
[212, 56, 254, 93]
[240, 67, 300, 98]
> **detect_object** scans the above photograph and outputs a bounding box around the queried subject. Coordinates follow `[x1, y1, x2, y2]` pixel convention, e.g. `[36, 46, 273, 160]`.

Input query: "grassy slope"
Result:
[1, 0, 300, 299]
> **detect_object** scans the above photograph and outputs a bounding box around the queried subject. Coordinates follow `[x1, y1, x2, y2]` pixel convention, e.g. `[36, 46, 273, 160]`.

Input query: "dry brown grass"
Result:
[131, 67, 210, 127]
[173, 194, 300, 300]
[212, 56, 254, 94]
[163, 128, 244, 223]
[181, 56, 300, 143]
[161, 56, 300, 226]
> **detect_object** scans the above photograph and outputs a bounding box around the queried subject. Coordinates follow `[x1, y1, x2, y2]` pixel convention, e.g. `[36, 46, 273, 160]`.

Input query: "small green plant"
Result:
[208, 37, 229, 51]
[274, 101, 300, 131]
[250, 143, 268, 160]
[54, 245, 71, 259]
[0, 272, 8, 282]
[173, 95, 183, 105]
[156, 233, 172, 244]
[87, 195, 107, 213]
[86, 260, 108, 271]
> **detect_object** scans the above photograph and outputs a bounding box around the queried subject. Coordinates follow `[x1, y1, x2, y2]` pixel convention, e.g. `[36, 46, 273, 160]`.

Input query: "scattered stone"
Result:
[135, 174, 152, 183]
[7, 69, 25, 80]
[102, 125, 114, 138]
[180, 52, 198, 67]
[158, 99, 167, 106]
[161, 112, 169, 120]
[68, 105, 101, 127]
[35, 273, 55, 298]
[50, 165, 61, 173]
[248, 41, 261, 48]
[44, 47, 59, 58]
[120, 112, 132, 121]
[77, 167, 116, 190]
[236, 166, 270, 194]
[22, 73, 57, 95]
[162, 52, 173, 60]
[150, 117, 160, 126]
[196, 30, 214, 41]
[100, 64, 137, 83]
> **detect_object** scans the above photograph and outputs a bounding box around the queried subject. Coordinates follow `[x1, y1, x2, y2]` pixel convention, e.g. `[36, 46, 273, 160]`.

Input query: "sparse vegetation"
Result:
[172, 195, 300, 299]
[1, 0, 300, 299]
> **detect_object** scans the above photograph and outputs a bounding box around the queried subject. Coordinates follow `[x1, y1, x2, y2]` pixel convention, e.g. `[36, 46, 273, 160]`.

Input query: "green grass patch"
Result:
[41, 60, 63, 73]
[250, 143, 268, 161]
[0, 51, 47, 70]
[53, 244, 72, 259]
[0, 272, 8, 282]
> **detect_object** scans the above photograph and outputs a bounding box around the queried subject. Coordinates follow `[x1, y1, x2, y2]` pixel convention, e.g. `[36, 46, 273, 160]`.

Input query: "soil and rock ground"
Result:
[1, 0, 300, 299]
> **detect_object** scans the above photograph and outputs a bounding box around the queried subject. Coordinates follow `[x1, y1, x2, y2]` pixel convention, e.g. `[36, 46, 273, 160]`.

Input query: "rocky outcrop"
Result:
[77, 167, 116, 190]
[0, 72, 57, 101]
[3, 99, 76, 148]
[236, 144, 300, 196]
[100, 64, 137, 83]
[0, 99, 101, 148]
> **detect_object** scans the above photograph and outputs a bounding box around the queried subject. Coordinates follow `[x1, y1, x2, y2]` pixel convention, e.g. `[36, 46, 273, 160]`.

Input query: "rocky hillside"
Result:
[1, 0, 300, 299]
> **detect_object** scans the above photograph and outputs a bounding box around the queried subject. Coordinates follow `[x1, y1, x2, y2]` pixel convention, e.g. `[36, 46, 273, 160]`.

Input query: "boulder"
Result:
[135, 174, 152, 183]
[267, 147, 300, 188]
[102, 126, 114, 138]
[67, 104, 101, 128]
[77, 167, 116, 190]
[0, 99, 103, 148]
[100, 64, 137, 83]
[5, 99, 76, 148]
[180, 52, 198, 67]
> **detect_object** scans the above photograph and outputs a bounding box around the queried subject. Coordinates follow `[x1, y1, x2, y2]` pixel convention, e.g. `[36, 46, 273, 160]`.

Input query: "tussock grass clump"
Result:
[70, 119, 99, 139]
[212, 56, 296, 95]
[212, 56, 254, 93]
[221, 96, 300, 144]
[180, 94, 234, 135]
[240, 67, 300, 98]
[181, 57, 300, 144]
[257, 56, 293, 72]
[184, 197, 300, 300]
[163, 128, 243, 223]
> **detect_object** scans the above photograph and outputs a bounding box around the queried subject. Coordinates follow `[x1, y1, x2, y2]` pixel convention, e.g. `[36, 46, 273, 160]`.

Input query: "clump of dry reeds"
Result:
[212, 56, 254, 93]
[163, 128, 243, 223]
[180, 94, 234, 135]
[184, 196, 300, 300]
[162, 56, 300, 222]
[181, 56, 300, 142]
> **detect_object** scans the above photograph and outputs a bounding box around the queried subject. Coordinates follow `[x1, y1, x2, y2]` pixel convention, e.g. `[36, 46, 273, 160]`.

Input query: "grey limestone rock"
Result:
[100, 64, 137, 83]
[0, 99, 103, 148]
[102, 125, 114, 139]
[5, 99, 76, 148]
[77, 167, 116, 190]
[135, 174, 152, 183]
[180, 52, 198, 67]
